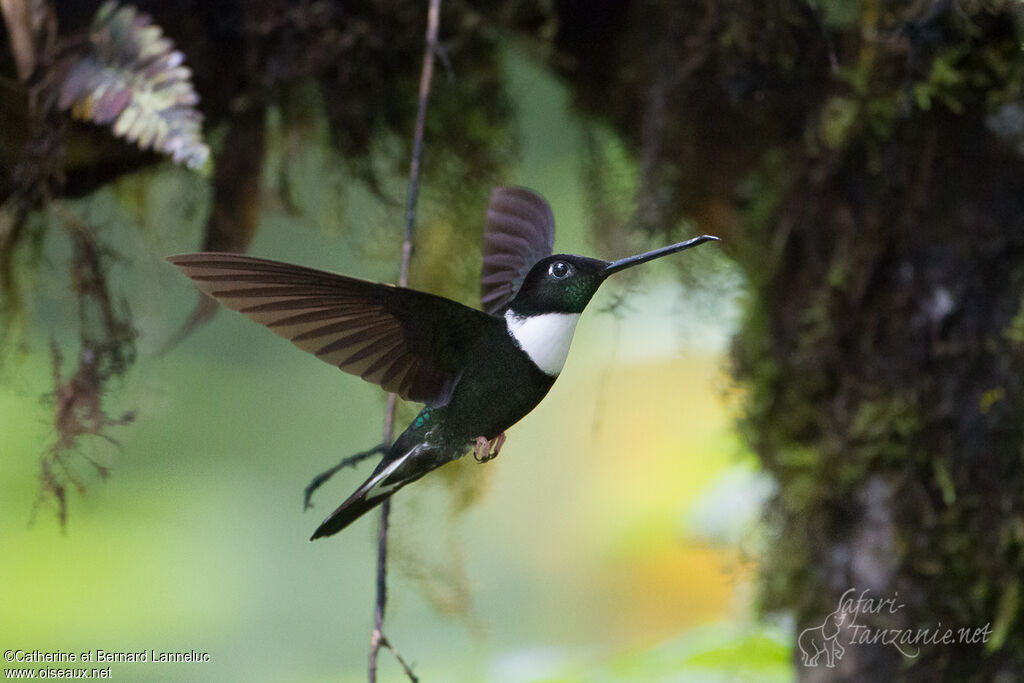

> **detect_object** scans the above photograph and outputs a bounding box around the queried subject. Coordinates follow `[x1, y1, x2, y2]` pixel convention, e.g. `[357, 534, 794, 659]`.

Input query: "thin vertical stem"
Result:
[398, 0, 440, 290]
[367, 1, 440, 681]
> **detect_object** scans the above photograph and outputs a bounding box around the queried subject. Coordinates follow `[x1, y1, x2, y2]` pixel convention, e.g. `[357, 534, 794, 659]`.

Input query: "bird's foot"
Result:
[472, 432, 506, 463]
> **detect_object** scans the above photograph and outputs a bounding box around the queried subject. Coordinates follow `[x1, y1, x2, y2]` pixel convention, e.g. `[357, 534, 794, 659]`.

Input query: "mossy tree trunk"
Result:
[548, 1, 1024, 679]
[738, 109, 1024, 682]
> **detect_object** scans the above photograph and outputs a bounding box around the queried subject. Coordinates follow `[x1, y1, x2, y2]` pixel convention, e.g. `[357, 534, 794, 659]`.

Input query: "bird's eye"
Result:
[549, 261, 572, 279]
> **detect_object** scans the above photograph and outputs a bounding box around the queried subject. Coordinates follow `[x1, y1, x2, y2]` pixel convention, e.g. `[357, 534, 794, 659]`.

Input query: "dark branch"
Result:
[367, 1, 441, 682]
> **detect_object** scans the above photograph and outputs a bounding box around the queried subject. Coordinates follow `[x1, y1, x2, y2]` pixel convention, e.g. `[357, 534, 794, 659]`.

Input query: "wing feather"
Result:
[479, 187, 555, 314]
[168, 252, 496, 405]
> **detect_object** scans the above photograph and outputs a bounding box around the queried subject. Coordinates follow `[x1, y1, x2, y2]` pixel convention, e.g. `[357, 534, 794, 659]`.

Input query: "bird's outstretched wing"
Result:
[480, 187, 555, 314]
[168, 253, 500, 406]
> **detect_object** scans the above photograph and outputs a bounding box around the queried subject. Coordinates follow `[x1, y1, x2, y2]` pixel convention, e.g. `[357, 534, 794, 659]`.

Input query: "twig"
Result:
[302, 443, 387, 510]
[368, 1, 441, 681]
[398, 0, 441, 291]
[376, 630, 419, 683]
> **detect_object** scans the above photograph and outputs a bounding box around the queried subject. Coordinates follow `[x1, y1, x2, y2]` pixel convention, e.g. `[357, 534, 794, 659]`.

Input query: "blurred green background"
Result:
[0, 52, 789, 681]
[8, 1, 1024, 680]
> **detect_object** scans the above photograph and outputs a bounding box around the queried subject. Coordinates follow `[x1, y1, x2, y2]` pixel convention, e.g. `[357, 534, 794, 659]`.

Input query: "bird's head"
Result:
[508, 235, 720, 316]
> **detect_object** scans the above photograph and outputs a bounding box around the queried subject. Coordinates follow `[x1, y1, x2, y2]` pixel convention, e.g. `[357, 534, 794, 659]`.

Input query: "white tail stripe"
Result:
[364, 450, 414, 500]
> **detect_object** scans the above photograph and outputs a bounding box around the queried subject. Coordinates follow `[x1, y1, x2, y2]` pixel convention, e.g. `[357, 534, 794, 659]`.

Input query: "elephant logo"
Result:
[798, 608, 848, 667]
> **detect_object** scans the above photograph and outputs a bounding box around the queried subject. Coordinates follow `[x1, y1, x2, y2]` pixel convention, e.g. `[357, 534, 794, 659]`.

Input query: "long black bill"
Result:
[602, 234, 720, 277]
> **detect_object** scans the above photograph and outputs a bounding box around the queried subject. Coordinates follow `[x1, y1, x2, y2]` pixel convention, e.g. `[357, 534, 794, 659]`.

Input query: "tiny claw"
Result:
[472, 436, 489, 462]
[472, 432, 506, 463]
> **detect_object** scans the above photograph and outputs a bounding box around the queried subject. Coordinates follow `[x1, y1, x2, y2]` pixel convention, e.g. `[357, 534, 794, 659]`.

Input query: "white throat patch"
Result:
[504, 310, 581, 376]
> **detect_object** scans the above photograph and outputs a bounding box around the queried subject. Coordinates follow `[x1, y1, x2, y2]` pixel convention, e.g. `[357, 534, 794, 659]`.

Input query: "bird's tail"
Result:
[309, 444, 426, 541]
[308, 486, 392, 540]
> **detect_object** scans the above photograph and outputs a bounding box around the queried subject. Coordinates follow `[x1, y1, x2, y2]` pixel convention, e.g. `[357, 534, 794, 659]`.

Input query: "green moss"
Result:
[987, 577, 1017, 652]
[1004, 295, 1024, 345]
[913, 47, 969, 114]
[813, 0, 863, 29]
[819, 96, 860, 150]
[931, 459, 956, 506]
[848, 395, 921, 464]
[979, 386, 1006, 414]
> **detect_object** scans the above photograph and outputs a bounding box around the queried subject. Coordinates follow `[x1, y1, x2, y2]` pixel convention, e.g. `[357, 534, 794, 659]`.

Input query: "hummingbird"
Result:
[168, 187, 718, 540]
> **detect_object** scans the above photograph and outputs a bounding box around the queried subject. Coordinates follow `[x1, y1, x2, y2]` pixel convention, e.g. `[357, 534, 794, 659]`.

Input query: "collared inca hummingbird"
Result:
[169, 187, 718, 540]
